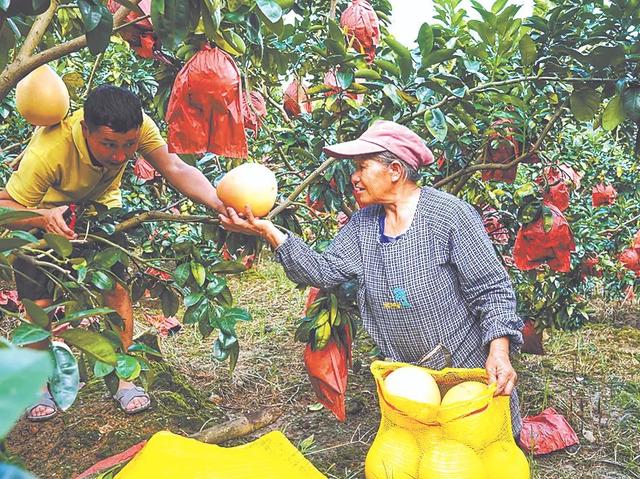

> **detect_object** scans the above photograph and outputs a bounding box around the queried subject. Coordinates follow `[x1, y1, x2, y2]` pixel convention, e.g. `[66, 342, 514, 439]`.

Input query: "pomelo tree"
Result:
[0, 0, 639, 434]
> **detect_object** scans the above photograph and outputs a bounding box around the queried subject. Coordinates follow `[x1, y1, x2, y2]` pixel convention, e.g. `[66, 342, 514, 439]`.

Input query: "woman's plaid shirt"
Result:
[276, 187, 524, 432]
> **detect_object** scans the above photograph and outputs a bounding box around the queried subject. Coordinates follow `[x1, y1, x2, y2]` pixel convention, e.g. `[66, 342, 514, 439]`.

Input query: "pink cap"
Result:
[322, 120, 434, 169]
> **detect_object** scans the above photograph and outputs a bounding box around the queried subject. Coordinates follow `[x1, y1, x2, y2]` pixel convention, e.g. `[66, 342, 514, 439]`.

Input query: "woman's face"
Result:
[351, 158, 391, 206]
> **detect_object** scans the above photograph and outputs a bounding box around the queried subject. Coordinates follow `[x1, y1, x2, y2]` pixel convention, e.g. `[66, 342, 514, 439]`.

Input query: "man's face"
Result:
[82, 121, 140, 170]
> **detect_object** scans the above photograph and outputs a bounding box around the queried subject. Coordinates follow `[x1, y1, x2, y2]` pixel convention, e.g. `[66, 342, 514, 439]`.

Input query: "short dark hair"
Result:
[84, 85, 143, 132]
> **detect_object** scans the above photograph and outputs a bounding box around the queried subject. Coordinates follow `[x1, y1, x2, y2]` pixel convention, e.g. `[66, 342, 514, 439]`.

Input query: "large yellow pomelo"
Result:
[441, 381, 488, 407]
[482, 441, 530, 479]
[364, 427, 421, 479]
[16, 65, 69, 126]
[441, 381, 504, 450]
[217, 163, 278, 217]
[384, 366, 441, 406]
[418, 438, 488, 479]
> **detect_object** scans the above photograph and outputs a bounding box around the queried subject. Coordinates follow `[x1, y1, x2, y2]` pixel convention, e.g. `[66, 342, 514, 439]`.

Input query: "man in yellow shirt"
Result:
[1, 85, 228, 420]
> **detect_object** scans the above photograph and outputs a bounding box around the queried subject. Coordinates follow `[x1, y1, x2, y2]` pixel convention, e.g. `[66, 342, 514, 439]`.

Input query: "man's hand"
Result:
[485, 337, 517, 396]
[39, 206, 77, 240]
[219, 206, 287, 248]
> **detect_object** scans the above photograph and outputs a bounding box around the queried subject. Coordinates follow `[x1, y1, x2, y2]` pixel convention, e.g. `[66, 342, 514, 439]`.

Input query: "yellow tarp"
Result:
[115, 430, 326, 479]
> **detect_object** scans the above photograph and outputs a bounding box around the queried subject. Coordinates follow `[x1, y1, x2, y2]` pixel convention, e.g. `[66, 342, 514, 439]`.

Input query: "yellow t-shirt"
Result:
[6, 109, 166, 208]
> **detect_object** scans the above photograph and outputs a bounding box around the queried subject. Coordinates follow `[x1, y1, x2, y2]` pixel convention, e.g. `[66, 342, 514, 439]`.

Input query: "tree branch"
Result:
[400, 76, 619, 124]
[15, 0, 58, 61]
[434, 100, 567, 189]
[267, 156, 338, 219]
[0, 0, 140, 101]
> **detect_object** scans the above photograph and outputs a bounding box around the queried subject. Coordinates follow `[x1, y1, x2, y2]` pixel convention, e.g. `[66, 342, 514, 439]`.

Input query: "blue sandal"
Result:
[26, 389, 58, 422]
[113, 386, 151, 414]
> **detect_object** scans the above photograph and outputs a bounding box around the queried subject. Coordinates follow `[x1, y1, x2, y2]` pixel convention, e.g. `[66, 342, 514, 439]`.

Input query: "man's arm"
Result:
[0, 190, 76, 239]
[144, 146, 226, 214]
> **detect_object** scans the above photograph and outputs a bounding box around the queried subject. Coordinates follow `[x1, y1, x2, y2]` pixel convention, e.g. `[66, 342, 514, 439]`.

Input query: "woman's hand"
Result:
[485, 337, 517, 396]
[219, 206, 287, 248]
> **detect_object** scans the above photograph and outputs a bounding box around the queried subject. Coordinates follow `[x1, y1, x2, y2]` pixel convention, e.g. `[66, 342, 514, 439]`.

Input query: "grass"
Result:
[2, 257, 639, 478]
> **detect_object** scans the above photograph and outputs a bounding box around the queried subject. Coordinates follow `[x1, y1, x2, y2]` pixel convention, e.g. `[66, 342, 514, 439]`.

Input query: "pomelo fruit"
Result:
[364, 427, 421, 479]
[384, 366, 441, 406]
[441, 381, 505, 451]
[482, 441, 530, 479]
[418, 438, 488, 479]
[16, 64, 70, 126]
[217, 163, 278, 217]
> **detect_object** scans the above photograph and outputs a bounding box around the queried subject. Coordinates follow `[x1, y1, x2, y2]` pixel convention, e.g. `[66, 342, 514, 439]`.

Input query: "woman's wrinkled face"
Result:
[350, 157, 391, 206]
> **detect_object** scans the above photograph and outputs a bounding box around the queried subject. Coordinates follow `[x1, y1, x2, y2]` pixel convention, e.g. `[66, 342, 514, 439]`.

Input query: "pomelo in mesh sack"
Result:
[364, 427, 421, 479]
[441, 381, 505, 450]
[482, 441, 530, 479]
[384, 365, 441, 407]
[418, 438, 488, 479]
[217, 163, 278, 217]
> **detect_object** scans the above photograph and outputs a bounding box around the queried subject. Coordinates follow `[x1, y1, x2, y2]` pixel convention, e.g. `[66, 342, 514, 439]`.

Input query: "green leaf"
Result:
[22, 299, 51, 328]
[491, 0, 508, 13]
[0, 238, 30, 253]
[586, 45, 625, 69]
[0, 24, 15, 72]
[0, 348, 53, 438]
[56, 307, 115, 325]
[336, 70, 354, 90]
[622, 86, 640, 122]
[227, 340, 239, 372]
[91, 270, 114, 290]
[417, 22, 434, 57]
[12, 323, 51, 346]
[128, 343, 162, 357]
[468, 20, 495, 45]
[173, 262, 191, 287]
[43, 233, 73, 258]
[212, 338, 229, 361]
[78, 0, 103, 32]
[570, 86, 601, 122]
[0, 208, 39, 226]
[424, 108, 448, 142]
[421, 48, 456, 68]
[542, 206, 554, 233]
[210, 260, 246, 274]
[10, 230, 39, 242]
[93, 360, 115, 378]
[206, 276, 227, 296]
[184, 301, 209, 325]
[255, 0, 282, 23]
[518, 34, 536, 66]
[115, 354, 141, 380]
[49, 342, 79, 411]
[384, 35, 413, 81]
[184, 292, 204, 307]
[83, 2, 113, 54]
[161, 289, 180, 317]
[602, 94, 625, 131]
[190, 261, 206, 286]
[92, 248, 121, 269]
[151, 0, 194, 50]
[59, 328, 117, 365]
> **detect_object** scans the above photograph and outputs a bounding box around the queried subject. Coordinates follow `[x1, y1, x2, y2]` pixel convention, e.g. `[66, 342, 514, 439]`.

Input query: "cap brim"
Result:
[322, 139, 387, 159]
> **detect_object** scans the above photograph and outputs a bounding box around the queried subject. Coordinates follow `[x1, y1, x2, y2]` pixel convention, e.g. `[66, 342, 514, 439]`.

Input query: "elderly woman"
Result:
[220, 120, 523, 435]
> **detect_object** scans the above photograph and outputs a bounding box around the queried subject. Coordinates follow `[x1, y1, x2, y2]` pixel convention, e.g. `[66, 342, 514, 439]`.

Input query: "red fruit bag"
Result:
[241, 90, 267, 134]
[513, 205, 575, 273]
[303, 329, 352, 422]
[283, 79, 313, 117]
[519, 407, 579, 455]
[166, 45, 248, 158]
[340, 0, 380, 63]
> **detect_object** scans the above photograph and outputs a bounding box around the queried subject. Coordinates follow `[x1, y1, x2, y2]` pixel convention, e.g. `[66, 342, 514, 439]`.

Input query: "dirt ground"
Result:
[3, 259, 640, 478]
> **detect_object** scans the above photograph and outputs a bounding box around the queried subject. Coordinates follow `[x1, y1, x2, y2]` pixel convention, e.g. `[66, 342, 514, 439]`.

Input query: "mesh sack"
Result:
[365, 360, 530, 479]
